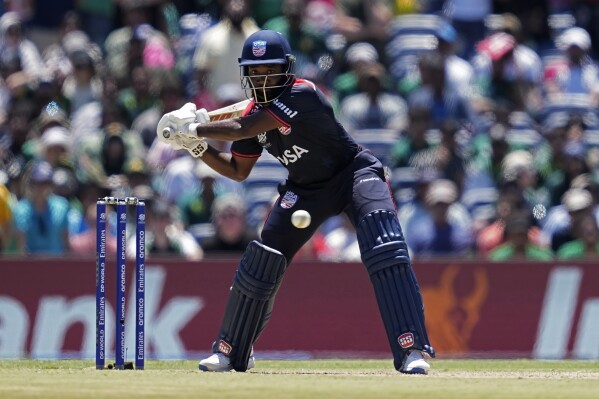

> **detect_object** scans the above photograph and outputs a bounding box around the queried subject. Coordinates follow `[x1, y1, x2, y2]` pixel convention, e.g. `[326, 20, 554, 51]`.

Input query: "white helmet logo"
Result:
[252, 40, 266, 57]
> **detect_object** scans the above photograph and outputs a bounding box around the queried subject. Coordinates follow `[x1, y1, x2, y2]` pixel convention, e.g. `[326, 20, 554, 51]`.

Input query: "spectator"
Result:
[127, 23, 175, 76]
[123, 156, 152, 190]
[262, 0, 328, 76]
[488, 211, 553, 261]
[543, 27, 599, 102]
[69, 73, 121, 148]
[433, 20, 474, 99]
[61, 49, 102, 114]
[70, 200, 118, 256]
[433, 119, 466, 190]
[0, 12, 47, 84]
[130, 198, 203, 260]
[500, 149, 550, 212]
[544, 140, 591, 207]
[332, 41, 380, 105]
[36, 126, 72, 168]
[42, 12, 102, 86]
[408, 51, 472, 128]
[545, 187, 599, 252]
[471, 32, 542, 112]
[535, 116, 570, 193]
[477, 186, 547, 256]
[192, 0, 259, 100]
[104, 4, 172, 87]
[0, 44, 22, 114]
[133, 70, 186, 149]
[158, 155, 201, 205]
[396, 168, 439, 217]
[30, 102, 70, 137]
[492, 7, 551, 52]
[76, 0, 117, 47]
[445, 0, 491, 59]
[25, 0, 77, 53]
[390, 106, 435, 169]
[338, 62, 407, 132]
[34, 124, 79, 205]
[67, 181, 107, 237]
[0, 99, 37, 174]
[74, 102, 145, 187]
[116, 65, 158, 126]
[333, 0, 392, 60]
[557, 217, 599, 260]
[0, 48, 34, 109]
[569, 1, 599, 58]
[201, 193, 259, 255]
[12, 161, 70, 255]
[402, 179, 473, 258]
[179, 161, 237, 229]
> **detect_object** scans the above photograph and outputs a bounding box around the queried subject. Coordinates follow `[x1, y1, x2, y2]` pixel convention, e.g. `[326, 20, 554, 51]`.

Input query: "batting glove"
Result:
[179, 107, 210, 139]
[157, 103, 195, 146]
[175, 134, 208, 158]
[157, 102, 206, 142]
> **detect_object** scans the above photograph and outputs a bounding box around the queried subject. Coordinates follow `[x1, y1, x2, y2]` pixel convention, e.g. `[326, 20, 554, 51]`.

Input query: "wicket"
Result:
[96, 197, 146, 370]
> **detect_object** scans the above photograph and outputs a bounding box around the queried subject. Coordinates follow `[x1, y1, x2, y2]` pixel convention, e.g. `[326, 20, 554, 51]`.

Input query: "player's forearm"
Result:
[196, 118, 256, 141]
[201, 146, 250, 182]
[196, 111, 279, 141]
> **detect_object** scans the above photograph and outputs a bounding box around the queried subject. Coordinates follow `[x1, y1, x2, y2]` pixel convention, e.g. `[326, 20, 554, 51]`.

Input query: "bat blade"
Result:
[208, 99, 251, 121]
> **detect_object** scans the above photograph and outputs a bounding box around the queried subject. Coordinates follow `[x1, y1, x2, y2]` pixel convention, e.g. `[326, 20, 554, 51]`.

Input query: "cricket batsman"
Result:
[157, 30, 435, 374]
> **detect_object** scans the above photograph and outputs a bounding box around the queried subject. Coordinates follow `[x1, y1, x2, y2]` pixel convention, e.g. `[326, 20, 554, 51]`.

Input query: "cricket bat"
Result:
[207, 99, 251, 121]
[161, 99, 251, 139]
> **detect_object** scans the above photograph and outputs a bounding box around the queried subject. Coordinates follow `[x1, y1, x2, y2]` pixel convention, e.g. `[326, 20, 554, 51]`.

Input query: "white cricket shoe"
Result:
[198, 352, 255, 372]
[400, 350, 430, 375]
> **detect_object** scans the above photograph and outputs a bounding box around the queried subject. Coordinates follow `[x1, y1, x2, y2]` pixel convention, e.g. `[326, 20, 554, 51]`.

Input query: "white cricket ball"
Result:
[291, 210, 311, 229]
[532, 204, 546, 220]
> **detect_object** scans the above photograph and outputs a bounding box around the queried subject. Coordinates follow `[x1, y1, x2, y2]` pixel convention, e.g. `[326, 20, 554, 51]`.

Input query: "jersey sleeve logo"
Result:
[272, 99, 298, 118]
[256, 132, 271, 148]
[278, 126, 291, 135]
[252, 41, 267, 57]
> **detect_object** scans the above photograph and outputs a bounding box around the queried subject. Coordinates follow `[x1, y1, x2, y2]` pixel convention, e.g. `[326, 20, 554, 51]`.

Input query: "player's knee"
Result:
[235, 240, 287, 300]
[356, 210, 410, 274]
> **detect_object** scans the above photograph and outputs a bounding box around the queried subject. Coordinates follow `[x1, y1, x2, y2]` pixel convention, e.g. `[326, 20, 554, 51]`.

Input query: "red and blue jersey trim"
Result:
[231, 150, 261, 158]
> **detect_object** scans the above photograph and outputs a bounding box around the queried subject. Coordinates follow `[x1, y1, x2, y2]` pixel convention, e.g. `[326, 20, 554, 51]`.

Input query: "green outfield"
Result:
[0, 359, 597, 399]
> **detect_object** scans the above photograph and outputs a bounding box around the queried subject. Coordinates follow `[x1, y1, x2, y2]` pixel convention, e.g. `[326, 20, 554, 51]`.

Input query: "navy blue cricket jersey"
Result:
[230, 79, 361, 187]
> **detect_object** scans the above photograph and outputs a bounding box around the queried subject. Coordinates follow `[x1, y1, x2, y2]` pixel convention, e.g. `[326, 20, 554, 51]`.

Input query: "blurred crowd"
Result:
[1, 0, 599, 262]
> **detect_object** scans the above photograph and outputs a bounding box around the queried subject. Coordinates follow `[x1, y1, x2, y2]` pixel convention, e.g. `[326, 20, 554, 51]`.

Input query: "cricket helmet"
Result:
[238, 30, 296, 104]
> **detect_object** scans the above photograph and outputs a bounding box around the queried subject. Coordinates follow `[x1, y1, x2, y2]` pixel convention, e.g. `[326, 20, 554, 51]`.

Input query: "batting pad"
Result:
[217, 240, 287, 371]
[357, 210, 435, 371]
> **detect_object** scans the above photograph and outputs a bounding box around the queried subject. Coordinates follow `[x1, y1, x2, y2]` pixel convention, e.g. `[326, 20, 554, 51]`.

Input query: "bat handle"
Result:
[162, 127, 174, 139]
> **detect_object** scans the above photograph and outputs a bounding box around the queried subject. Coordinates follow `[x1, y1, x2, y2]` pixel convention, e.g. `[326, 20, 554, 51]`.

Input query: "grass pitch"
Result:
[0, 359, 597, 399]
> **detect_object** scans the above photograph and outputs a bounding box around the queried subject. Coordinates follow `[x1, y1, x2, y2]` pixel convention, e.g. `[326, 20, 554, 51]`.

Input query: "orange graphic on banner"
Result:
[421, 265, 489, 354]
